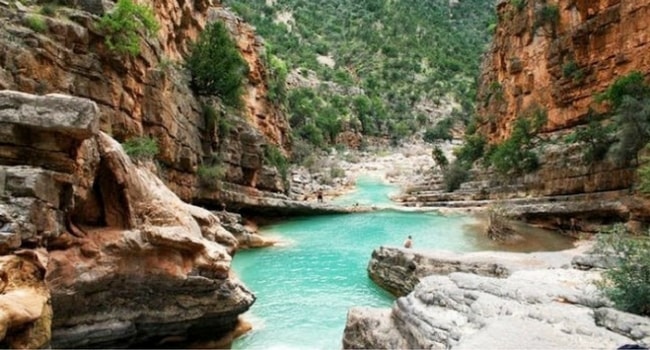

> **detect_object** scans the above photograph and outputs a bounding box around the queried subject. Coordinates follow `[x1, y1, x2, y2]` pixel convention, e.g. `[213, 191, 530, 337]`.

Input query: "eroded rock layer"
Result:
[0, 91, 254, 347]
[343, 246, 650, 349]
[0, 0, 289, 204]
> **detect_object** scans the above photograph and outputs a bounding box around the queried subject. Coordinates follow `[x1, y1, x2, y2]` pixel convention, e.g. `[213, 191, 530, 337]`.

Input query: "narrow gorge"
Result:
[0, 0, 649, 348]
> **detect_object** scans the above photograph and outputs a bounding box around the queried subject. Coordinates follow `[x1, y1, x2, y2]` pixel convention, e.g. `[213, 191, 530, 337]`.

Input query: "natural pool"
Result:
[231, 178, 574, 349]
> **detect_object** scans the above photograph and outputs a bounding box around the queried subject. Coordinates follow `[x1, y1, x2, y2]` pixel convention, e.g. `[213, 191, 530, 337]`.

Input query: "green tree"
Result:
[432, 145, 449, 170]
[595, 225, 650, 316]
[565, 113, 615, 163]
[187, 21, 249, 108]
[489, 108, 546, 175]
[98, 0, 159, 56]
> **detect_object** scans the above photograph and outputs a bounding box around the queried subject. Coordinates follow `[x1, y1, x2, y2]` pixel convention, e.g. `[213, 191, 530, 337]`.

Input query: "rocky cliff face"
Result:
[402, 0, 650, 230]
[0, 0, 290, 205]
[476, 0, 650, 222]
[343, 246, 650, 349]
[478, 0, 650, 141]
[0, 91, 254, 347]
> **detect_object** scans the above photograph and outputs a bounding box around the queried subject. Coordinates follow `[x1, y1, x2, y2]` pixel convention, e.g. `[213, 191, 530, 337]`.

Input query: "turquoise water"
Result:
[231, 178, 573, 349]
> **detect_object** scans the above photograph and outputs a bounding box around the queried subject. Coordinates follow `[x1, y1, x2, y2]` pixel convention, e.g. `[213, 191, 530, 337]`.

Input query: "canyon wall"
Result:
[0, 0, 290, 206]
[0, 91, 254, 347]
[478, 0, 650, 141]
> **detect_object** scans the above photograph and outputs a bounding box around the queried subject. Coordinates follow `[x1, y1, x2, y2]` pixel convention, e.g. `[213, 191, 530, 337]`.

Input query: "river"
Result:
[231, 177, 573, 349]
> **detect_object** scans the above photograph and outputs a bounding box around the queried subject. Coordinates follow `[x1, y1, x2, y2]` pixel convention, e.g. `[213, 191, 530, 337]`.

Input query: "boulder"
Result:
[344, 246, 649, 349]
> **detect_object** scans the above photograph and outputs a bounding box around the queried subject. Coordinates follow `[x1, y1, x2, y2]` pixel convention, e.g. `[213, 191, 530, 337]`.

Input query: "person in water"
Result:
[403, 235, 413, 248]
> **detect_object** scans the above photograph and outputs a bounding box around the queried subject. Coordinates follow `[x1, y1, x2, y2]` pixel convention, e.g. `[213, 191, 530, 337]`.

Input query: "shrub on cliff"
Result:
[263, 145, 288, 181]
[442, 161, 470, 192]
[423, 118, 453, 143]
[98, 0, 159, 56]
[197, 164, 226, 190]
[187, 21, 249, 108]
[122, 136, 159, 161]
[489, 106, 546, 175]
[599, 72, 650, 164]
[565, 112, 615, 163]
[595, 225, 650, 316]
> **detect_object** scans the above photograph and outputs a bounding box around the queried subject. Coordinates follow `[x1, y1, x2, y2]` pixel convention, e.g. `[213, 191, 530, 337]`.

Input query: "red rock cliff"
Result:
[0, 0, 290, 203]
[478, 0, 650, 142]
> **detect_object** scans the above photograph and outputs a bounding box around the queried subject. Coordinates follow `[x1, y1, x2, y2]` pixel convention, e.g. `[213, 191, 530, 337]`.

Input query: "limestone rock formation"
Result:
[0, 252, 51, 349]
[344, 246, 650, 349]
[0, 91, 254, 347]
[401, 0, 650, 231]
[0, 0, 289, 208]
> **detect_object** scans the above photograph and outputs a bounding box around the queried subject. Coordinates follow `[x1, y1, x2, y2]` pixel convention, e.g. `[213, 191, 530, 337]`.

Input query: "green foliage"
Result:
[638, 154, 650, 194]
[224, 0, 495, 146]
[264, 145, 289, 181]
[610, 96, 650, 164]
[455, 134, 486, 165]
[266, 53, 288, 103]
[597, 72, 650, 164]
[534, 4, 559, 36]
[330, 166, 345, 179]
[197, 164, 226, 189]
[187, 21, 249, 108]
[423, 118, 453, 143]
[24, 15, 47, 32]
[443, 161, 470, 192]
[203, 103, 219, 131]
[598, 71, 649, 109]
[122, 136, 159, 161]
[431, 145, 448, 170]
[98, 0, 159, 56]
[40, 3, 57, 16]
[489, 107, 546, 175]
[565, 113, 615, 163]
[562, 60, 586, 83]
[594, 225, 650, 316]
[510, 0, 526, 11]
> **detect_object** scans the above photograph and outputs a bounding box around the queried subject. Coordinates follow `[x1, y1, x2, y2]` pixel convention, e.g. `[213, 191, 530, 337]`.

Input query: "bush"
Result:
[98, 0, 159, 56]
[442, 161, 470, 192]
[510, 0, 526, 11]
[264, 145, 289, 181]
[598, 71, 649, 109]
[488, 107, 546, 175]
[455, 134, 486, 165]
[122, 136, 159, 161]
[565, 113, 615, 163]
[197, 164, 226, 189]
[638, 158, 650, 194]
[562, 60, 585, 83]
[25, 15, 47, 33]
[423, 118, 453, 143]
[600, 73, 650, 164]
[330, 166, 345, 178]
[534, 4, 559, 35]
[594, 225, 650, 316]
[431, 145, 448, 170]
[187, 21, 249, 108]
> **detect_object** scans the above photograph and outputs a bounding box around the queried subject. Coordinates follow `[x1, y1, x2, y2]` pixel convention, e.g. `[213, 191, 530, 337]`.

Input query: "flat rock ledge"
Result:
[343, 246, 650, 349]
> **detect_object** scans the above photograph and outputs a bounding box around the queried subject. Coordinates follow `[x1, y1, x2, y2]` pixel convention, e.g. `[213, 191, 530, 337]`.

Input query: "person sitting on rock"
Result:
[403, 235, 413, 248]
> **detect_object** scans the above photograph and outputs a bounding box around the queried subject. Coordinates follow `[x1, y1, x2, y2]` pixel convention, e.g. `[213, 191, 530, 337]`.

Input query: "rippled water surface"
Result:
[232, 178, 573, 349]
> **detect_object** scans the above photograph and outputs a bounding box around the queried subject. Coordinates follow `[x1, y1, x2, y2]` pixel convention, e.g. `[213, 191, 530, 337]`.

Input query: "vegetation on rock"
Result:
[595, 225, 650, 317]
[225, 0, 495, 147]
[122, 136, 159, 161]
[187, 21, 249, 108]
[263, 144, 289, 182]
[488, 106, 546, 175]
[98, 0, 159, 56]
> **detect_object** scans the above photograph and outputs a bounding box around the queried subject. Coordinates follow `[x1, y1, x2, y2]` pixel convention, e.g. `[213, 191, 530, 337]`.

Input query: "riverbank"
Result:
[343, 243, 650, 349]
